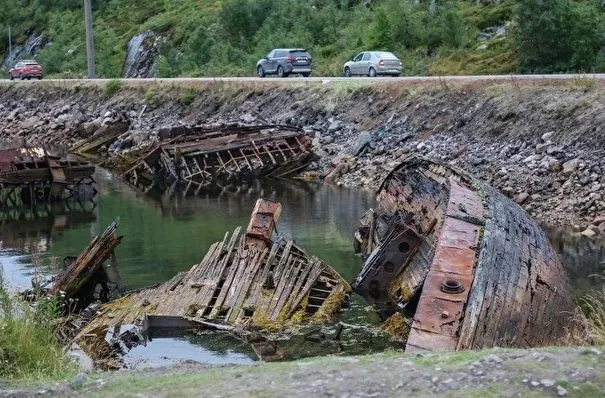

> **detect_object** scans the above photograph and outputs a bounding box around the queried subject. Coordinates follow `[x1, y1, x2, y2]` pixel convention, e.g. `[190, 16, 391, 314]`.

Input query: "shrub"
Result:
[105, 79, 122, 96]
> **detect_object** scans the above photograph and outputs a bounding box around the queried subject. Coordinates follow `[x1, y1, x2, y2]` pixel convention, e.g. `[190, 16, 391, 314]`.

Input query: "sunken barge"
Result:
[353, 156, 577, 352]
[0, 147, 95, 208]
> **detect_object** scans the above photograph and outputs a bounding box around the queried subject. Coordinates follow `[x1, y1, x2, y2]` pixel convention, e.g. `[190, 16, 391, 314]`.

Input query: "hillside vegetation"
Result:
[0, 0, 604, 77]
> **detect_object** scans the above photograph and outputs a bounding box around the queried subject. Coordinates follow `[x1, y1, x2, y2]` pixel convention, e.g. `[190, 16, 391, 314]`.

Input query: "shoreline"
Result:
[1, 81, 604, 232]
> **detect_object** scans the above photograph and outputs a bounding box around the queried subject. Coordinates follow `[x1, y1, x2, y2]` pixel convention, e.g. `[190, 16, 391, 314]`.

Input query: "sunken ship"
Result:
[353, 156, 577, 352]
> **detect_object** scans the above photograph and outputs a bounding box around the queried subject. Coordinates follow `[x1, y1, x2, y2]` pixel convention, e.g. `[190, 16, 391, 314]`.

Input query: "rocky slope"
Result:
[0, 81, 604, 233]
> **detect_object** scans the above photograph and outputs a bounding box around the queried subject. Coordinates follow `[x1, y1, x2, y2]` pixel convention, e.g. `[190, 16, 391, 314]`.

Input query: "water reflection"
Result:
[543, 226, 605, 297]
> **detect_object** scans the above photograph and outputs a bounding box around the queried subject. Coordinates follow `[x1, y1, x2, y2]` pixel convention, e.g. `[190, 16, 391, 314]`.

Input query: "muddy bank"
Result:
[0, 82, 604, 230]
[1, 347, 603, 397]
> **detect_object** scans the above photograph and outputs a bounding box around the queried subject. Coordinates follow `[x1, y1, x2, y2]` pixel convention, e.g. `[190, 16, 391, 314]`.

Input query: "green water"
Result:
[1, 170, 603, 367]
[0, 170, 375, 291]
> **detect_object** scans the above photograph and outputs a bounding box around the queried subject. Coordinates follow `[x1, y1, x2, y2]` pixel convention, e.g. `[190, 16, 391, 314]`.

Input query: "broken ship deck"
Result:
[75, 199, 350, 365]
[353, 156, 576, 352]
[122, 124, 313, 187]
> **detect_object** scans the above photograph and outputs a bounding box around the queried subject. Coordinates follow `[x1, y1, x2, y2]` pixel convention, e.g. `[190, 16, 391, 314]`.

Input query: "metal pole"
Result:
[84, 0, 96, 78]
[8, 25, 11, 56]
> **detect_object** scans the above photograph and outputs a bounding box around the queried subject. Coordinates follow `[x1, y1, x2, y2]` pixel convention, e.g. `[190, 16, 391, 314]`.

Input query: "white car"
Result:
[343, 51, 402, 77]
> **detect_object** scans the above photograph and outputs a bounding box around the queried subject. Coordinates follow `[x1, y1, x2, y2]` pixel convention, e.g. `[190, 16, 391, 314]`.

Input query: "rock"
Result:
[502, 187, 515, 197]
[515, 192, 529, 205]
[471, 157, 486, 166]
[523, 154, 542, 163]
[22, 116, 41, 129]
[353, 132, 373, 156]
[327, 119, 343, 133]
[416, 142, 427, 151]
[562, 158, 580, 177]
[540, 379, 555, 388]
[541, 131, 555, 142]
[70, 372, 88, 388]
[548, 158, 562, 172]
[593, 215, 605, 225]
[476, 44, 488, 51]
[123, 30, 164, 78]
[536, 142, 551, 153]
[598, 222, 605, 235]
[484, 354, 503, 364]
[581, 228, 597, 238]
[557, 385, 568, 396]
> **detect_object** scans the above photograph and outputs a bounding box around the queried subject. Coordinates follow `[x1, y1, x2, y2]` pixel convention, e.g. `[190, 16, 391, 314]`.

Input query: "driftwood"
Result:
[50, 219, 122, 302]
[70, 122, 129, 154]
[74, 199, 349, 368]
[353, 156, 577, 352]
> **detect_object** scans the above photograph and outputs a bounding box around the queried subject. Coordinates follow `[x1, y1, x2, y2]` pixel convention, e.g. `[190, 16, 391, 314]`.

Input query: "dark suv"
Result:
[256, 49, 313, 78]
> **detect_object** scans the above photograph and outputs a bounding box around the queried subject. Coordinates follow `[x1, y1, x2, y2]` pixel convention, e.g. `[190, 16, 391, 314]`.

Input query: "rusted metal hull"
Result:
[122, 124, 313, 186]
[74, 199, 350, 368]
[353, 156, 576, 351]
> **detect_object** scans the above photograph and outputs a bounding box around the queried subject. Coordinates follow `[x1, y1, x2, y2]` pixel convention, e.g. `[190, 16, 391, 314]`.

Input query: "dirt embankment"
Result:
[1, 81, 604, 232]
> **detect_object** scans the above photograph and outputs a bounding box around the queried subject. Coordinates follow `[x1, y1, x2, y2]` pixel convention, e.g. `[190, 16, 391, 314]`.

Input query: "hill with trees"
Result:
[0, 0, 603, 77]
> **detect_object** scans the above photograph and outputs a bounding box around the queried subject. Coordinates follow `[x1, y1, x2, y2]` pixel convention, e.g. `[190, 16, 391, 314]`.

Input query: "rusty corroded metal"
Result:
[354, 156, 577, 352]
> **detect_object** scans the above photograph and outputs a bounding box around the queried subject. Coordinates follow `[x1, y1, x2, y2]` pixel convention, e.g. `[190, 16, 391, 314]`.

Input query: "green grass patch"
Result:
[105, 79, 122, 96]
[0, 287, 76, 381]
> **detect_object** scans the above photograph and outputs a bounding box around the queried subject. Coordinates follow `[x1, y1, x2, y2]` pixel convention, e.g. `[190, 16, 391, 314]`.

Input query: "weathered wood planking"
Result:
[74, 199, 350, 366]
[50, 218, 121, 302]
[354, 156, 577, 351]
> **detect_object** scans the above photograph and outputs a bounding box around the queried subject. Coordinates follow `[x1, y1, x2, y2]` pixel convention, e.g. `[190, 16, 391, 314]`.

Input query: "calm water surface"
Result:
[1, 170, 604, 366]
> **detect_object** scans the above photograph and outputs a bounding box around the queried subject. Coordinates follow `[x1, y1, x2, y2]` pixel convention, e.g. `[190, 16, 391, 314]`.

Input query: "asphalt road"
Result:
[2, 73, 605, 87]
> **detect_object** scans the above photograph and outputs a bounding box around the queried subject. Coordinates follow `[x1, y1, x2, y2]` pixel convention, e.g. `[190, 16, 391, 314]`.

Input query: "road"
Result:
[1, 73, 605, 88]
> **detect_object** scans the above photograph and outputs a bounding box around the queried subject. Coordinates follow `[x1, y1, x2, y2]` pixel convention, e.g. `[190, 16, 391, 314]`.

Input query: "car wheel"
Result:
[301, 72, 310, 77]
[9, 73, 13, 81]
[368, 67, 377, 77]
[19, 73, 24, 80]
[344, 67, 352, 77]
[257, 66, 265, 78]
[37, 76, 42, 80]
[277, 66, 287, 78]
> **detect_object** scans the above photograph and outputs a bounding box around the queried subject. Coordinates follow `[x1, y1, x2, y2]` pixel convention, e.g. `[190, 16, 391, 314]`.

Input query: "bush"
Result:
[105, 79, 122, 96]
[180, 89, 196, 106]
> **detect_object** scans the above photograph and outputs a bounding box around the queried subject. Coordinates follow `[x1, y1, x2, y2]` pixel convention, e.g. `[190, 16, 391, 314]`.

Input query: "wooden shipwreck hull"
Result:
[122, 124, 313, 187]
[74, 199, 350, 367]
[0, 147, 96, 208]
[353, 156, 576, 352]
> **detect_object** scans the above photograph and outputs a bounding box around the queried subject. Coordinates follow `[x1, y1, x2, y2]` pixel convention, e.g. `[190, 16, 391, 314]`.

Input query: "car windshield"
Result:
[374, 52, 397, 59]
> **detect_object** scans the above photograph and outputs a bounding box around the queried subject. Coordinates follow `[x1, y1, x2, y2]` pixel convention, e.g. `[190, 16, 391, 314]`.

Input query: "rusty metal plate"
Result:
[406, 328, 458, 352]
[412, 296, 464, 336]
[245, 199, 282, 241]
[420, 270, 474, 303]
[406, 177, 484, 353]
[437, 217, 481, 249]
[431, 245, 477, 275]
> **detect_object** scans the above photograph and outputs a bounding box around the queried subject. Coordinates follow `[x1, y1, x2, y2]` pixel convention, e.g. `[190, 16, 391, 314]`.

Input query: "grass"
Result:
[104, 79, 122, 96]
[0, 286, 76, 381]
[580, 286, 605, 345]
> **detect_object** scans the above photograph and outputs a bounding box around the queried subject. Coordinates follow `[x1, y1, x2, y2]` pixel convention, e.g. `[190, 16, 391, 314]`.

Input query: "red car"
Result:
[9, 60, 44, 80]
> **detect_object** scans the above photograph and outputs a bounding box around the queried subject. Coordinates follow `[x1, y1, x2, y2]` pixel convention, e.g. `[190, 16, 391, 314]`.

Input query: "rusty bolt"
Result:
[441, 279, 465, 294]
